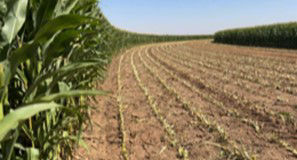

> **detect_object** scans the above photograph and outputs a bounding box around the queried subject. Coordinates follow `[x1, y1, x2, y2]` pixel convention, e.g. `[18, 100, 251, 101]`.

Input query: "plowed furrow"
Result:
[179, 43, 297, 76]
[151, 46, 297, 133]
[146, 46, 297, 158]
[169, 45, 297, 89]
[156, 45, 297, 121]
[166, 45, 297, 95]
[118, 49, 178, 160]
[83, 40, 297, 160]
[187, 40, 297, 65]
[143, 46, 296, 159]
[131, 50, 189, 159]
[138, 47, 260, 160]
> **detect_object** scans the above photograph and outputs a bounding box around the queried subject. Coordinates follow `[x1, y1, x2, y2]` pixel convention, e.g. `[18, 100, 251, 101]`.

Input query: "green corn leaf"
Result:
[0, 102, 3, 122]
[0, 102, 61, 141]
[16, 68, 28, 89]
[26, 148, 40, 160]
[0, 60, 11, 121]
[73, 0, 98, 13]
[1, 0, 28, 44]
[58, 82, 71, 92]
[0, 1, 7, 16]
[35, 0, 58, 29]
[44, 29, 81, 66]
[0, 60, 11, 88]
[34, 90, 107, 103]
[8, 42, 39, 74]
[2, 130, 19, 160]
[24, 62, 101, 101]
[34, 15, 94, 44]
[55, 0, 79, 17]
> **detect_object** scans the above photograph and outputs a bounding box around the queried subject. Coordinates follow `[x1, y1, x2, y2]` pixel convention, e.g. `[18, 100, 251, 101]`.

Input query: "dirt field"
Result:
[76, 40, 297, 160]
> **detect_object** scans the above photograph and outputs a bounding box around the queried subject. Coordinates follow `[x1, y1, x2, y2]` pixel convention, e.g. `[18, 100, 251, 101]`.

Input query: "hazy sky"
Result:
[100, 0, 297, 35]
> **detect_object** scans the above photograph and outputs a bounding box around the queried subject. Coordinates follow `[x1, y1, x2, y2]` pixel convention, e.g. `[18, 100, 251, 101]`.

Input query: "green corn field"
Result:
[214, 22, 297, 49]
[0, 0, 210, 159]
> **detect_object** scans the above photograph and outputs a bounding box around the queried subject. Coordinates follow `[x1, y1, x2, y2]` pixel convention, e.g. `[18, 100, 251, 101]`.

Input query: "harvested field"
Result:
[77, 40, 297, 160]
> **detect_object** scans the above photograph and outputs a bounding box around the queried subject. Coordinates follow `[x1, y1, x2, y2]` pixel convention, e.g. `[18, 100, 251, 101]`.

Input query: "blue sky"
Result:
[100, 0, 297, 35]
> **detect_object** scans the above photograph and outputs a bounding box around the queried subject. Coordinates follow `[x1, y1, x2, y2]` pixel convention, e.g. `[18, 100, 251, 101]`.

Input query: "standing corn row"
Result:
[214, 22, 297, 49]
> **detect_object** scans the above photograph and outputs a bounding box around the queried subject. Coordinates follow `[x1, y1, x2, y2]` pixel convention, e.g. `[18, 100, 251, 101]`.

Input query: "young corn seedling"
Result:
[145, 48, 256, 160]
[131, 52, 188, 158]
[117, 55, 129, 160]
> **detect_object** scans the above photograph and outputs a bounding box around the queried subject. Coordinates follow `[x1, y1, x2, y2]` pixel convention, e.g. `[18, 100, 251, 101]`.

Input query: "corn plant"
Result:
[214, 22, 297, 49]
[0, 0, 111, 159]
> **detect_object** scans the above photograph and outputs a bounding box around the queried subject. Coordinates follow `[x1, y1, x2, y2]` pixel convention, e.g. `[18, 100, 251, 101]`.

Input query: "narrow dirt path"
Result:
[75, 56, 122, 160]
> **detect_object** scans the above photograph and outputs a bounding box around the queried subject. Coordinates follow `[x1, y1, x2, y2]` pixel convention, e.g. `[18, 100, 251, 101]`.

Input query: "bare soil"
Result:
[76, 40, 297, 160]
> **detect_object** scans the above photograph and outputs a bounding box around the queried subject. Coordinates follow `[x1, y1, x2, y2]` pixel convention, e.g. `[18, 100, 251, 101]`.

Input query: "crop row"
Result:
[138, 48, 257, 159]
[130, 51, 189, 160]
[181, 42, 297, 75]
[148, 46, 297, 158]
[156, 45, 295, 129]
[117, 55, 129, 160]
[164, 45, 297, 96]
[172, 45, 297, 86]
[158, 46, 297, 138]
[167, 47, 297, 115]
[183, 46, 297, 77]
[148, 47, 263, 133]
[156, 45, 297, 125]
[144, 48, 258, 159]
[159, 45, 268, 98]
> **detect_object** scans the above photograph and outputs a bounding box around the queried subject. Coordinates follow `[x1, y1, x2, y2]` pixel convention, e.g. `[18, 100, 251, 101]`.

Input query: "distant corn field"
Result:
[214, 22, 297, 49]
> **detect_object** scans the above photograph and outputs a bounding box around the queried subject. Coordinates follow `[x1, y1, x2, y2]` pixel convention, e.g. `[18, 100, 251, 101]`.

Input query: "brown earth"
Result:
[76, 40, 297, 160]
